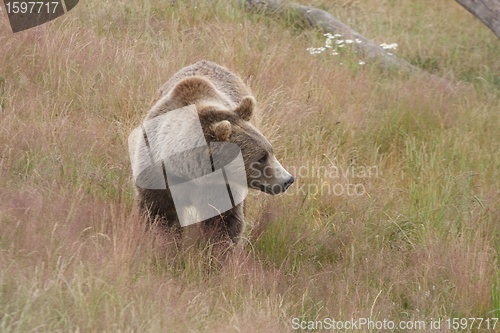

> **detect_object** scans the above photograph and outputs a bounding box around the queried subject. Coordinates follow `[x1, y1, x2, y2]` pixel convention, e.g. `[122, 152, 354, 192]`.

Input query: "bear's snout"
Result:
[251, 156, 295, 195]
[284, 175, 294, 190]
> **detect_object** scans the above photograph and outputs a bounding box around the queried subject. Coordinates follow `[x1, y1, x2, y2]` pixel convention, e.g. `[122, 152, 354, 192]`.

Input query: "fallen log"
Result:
[240, 0, 424, 74]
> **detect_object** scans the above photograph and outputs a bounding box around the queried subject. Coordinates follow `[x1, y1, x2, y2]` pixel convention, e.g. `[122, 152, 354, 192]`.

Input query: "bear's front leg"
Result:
[138, 188, 184, 243]
[201, 202, 245, 246]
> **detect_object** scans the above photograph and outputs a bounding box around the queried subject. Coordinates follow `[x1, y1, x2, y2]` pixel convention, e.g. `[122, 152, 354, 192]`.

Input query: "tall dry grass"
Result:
[0, 0, 498, 332]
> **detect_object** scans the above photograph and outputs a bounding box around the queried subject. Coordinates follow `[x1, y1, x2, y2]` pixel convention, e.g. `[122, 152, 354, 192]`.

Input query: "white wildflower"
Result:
[355, 38, 362, 43]
[358, 60, 366, 65]
[345, 39, 354, 44]
[380, 42, 398, 50]
[306, 47, 326, 55]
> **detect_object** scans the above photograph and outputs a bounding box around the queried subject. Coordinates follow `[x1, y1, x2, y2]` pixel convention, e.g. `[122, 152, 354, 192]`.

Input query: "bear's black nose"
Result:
[284, 176, 294, 190]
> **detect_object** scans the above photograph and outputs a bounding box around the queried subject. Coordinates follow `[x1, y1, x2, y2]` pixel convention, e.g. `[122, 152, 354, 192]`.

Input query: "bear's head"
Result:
[167, 76, 295, 195]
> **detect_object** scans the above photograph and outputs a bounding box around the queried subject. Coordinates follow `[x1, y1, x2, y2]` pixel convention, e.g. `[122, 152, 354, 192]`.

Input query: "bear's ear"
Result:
[170, 76, 221, 106]
[234, 96, 255, 121]
[210, 120, 232, 141]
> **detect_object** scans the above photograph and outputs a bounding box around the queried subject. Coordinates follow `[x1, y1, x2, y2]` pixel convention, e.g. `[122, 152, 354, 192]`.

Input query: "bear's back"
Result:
[158, 60, 251, 106]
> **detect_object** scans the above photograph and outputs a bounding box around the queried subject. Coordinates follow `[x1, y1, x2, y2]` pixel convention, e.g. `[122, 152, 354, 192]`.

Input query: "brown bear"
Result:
[129, 60, 294, 246]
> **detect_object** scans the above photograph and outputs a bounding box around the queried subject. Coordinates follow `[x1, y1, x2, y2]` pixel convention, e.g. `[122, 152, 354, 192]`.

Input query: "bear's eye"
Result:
[258, 153, 268, 164]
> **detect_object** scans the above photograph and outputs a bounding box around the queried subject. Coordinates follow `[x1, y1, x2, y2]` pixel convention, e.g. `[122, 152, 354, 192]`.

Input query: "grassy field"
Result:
[0, 0, 499, 331]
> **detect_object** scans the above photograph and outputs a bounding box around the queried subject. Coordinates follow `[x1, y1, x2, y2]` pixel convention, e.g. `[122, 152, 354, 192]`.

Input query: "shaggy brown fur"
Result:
[134, 60, 290, 252]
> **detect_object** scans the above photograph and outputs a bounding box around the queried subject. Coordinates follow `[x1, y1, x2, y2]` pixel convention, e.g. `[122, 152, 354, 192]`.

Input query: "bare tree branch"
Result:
[456, 0, 500, 39]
